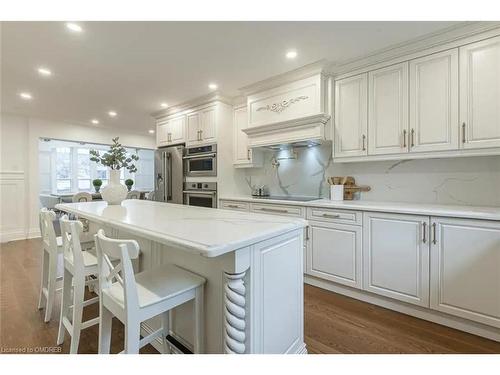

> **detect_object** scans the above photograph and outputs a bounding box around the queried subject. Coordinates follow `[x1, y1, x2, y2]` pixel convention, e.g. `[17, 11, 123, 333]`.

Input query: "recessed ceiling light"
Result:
[91, 119, 99, 125]
[108, 111, 117, 117]
[37, 67, 52, 77]
[160, 102, 168, 108]
[208, 83, 218, 90]
[286, 50, 298, 59]
[148, 129, 155, 134]
[19, 92, 32, 100]
[66, 22, 82, 33]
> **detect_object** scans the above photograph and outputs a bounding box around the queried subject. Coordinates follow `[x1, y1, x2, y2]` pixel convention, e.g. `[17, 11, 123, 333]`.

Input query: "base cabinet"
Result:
[306, 221, 362, 289]
[430, 217, 500, 328]
[363, 212, 430, 307]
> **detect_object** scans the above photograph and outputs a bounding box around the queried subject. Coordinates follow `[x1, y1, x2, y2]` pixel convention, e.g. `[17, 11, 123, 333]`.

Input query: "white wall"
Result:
[231, 143, 500, 207]
[0, 112, 156, 242]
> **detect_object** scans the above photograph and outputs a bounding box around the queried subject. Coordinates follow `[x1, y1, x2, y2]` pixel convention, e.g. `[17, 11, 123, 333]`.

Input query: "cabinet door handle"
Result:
[422, 222, 427, 243]
[199, 129, 203, 141]
[167, 133, 172, 142]
[402, 129, 407, 148]
[410, 129, 415, 148]
[247, 149, 251, 160]
[432, 222, 437, 245]
[362, 134, 366, 151]
[462, 122, 466, 144]
[260, 207, 289, 214]
[305, 226, 310, 240]
[197, 130, 201, 141]
[322, 213, 340, 219]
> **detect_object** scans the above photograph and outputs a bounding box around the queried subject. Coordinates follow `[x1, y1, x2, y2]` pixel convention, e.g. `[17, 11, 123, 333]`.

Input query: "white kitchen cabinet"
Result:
[430, 217, 500, 328]
[200, 107, 217, 144]
[460, 35, 500, 149]
[156, 115, 185, 146]
[233, 105, 262, 168]
[334, 73, 368, 158]
[368, 62, 409, 155]
[363, 212, 430, 307]
[187, 112, 200, 144]
[186, 106, 217, 146]
[409, 49, 459, 153]
[306, 221, 362, 289]
[156, 120, 169, 147]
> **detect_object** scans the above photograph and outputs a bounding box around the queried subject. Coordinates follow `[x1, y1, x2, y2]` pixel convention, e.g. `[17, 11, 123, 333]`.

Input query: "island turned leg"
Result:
[223, 271, 247, 354]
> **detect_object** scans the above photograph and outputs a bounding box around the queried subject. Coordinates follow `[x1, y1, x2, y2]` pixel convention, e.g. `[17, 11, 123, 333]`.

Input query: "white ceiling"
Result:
[1, 21, 462, 134]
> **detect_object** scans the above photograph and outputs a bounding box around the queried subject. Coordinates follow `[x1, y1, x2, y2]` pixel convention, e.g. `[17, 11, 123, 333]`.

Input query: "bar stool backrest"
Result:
[59, 215, 84, 273]
[40, 208, 58, 255]
[95, 229, 140, 314]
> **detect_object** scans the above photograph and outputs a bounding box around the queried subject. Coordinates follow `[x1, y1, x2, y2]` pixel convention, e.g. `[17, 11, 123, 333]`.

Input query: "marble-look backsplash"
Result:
[238, 144, 500, 207]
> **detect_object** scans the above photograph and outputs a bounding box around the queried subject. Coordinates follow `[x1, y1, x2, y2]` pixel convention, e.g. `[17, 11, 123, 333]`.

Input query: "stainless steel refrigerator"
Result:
[154, 145, 185, 204]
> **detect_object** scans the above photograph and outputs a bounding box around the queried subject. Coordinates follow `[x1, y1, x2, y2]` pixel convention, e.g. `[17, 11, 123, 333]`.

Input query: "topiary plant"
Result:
[92, 179, 103, 192]
[125, 178, 134, 191]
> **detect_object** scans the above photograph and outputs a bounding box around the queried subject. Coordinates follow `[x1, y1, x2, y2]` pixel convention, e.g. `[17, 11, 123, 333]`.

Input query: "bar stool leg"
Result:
[37, 250, 49, 310]
[70, 278, 85, 354]
[44, 254, 57, 322]
[57, 269, 72, 345]
[193, 286, 204, 354]
[161, 311, 171, 354]
[99, 305, 113, 354]
[124, 321, 141, 354]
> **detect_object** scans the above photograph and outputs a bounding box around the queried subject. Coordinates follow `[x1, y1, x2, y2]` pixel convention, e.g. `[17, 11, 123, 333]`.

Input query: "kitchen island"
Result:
[56, 199, 308, 354]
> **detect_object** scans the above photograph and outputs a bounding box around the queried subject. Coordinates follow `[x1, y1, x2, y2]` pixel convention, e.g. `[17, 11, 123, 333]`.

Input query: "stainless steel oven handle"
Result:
[183, 190, 217, 196]
[182, 153, 217, 160]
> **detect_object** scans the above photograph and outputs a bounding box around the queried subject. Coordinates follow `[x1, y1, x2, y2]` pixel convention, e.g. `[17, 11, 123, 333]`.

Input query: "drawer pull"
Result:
[260, 207, 289, 214]
[322, 213, 340, 219]
[227, 204, 240, 209]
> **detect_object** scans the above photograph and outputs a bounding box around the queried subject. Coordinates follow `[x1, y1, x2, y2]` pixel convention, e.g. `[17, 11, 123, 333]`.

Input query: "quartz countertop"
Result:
[55, 200, 307, 258]
[220, 196, 500, 221]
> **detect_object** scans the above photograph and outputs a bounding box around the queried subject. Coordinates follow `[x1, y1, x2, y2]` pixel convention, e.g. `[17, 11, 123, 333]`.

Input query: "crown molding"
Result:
[331, 21, 500, 76]
[238, 59, 332, 96]
[151, 92, 233, 119]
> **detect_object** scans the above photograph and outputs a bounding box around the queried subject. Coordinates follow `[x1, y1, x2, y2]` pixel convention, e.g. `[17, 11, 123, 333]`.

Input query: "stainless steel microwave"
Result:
[183, 144, 217, 177]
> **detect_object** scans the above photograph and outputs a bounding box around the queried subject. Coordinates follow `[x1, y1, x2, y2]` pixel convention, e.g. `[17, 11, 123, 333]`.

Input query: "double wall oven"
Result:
[183, 144, 217, 177]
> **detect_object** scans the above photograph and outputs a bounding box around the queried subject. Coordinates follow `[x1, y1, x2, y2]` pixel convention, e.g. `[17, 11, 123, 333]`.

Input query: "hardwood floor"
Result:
[1, 238, 500, 354]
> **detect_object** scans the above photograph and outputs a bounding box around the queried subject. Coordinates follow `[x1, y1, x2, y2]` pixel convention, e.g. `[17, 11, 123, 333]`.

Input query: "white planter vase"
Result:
[101, 169, 127, 205]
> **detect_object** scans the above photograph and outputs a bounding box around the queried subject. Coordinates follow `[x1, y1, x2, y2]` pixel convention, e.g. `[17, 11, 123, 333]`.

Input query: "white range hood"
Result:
[241, 66, 332, 148]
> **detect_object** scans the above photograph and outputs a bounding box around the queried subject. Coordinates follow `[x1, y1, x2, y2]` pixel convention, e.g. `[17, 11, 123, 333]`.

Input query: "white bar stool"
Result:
[95, 229, 206, 354]
[57, 215, 100, 354]
[38, 208, 63, 322]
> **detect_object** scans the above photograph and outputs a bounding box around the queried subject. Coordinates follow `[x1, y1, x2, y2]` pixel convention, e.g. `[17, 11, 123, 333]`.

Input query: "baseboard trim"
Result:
[0, 230, 27, 243]
[305, 275, 500, 342]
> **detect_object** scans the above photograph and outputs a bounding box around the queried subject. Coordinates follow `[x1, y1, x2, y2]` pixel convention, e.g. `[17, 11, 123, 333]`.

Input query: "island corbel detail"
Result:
[223, 271, 247, 354]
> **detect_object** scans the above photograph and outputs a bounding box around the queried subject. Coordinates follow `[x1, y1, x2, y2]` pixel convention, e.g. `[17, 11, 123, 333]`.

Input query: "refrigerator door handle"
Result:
[166, 153, 173, 201]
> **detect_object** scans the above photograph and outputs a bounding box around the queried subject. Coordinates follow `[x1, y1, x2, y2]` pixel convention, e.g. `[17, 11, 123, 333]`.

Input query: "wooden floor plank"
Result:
[1, 238, 499, 354]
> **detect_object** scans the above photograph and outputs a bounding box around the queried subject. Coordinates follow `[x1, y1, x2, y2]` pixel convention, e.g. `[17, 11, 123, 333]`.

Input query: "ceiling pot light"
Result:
[208, 83, 218, 90]
[108, 111, 117, 117]
[91, 119, 99, 125]
[148, 129, 155, 134]
[160, 103, 168, 108]
[66, 23, 82, 33]
[37, 67, 52, 77]
[19, 92, 32, 100]
[286, 50, 298, 59]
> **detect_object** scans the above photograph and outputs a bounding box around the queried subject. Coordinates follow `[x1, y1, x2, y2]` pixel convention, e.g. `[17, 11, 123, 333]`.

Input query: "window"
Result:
[43, 141, 154, 194]
[56, 147, 72, 193]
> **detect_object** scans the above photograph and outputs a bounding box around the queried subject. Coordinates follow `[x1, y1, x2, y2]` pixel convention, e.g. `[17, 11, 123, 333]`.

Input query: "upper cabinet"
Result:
[243, 72, 331, 148]
[233, 105, 262, 168]
[156, 115, 186, 147]
[186, 106, 217, 146]
[368, 62, 409, 155]
[410, 49, 459, 153]
[333, 33, 500, 162]
[334, 73, 368, 158]
[460, 35, 500, 149]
